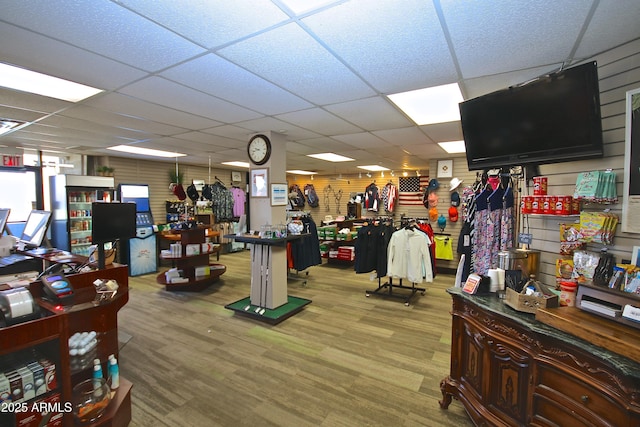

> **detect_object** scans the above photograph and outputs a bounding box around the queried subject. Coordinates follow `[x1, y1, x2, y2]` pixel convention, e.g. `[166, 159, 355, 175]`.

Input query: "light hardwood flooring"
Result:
[119, 249, 473, 427]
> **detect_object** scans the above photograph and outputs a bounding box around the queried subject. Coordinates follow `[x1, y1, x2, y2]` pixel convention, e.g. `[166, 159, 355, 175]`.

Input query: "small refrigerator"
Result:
[118, 184, 158, 276]
[49, 175, 115, 255]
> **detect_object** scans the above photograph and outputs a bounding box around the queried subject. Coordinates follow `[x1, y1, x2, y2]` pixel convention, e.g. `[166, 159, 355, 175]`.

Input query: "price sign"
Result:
[518, 233, 533, 245]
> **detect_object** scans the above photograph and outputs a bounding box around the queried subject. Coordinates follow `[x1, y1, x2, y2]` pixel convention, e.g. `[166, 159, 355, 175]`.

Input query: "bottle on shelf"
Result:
[108, 354, 119, 390]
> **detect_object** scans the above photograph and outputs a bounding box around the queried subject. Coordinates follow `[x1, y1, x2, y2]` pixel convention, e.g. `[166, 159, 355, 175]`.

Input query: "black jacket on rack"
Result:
[354, 222, 395, 277]
[289, 216, 322, 271]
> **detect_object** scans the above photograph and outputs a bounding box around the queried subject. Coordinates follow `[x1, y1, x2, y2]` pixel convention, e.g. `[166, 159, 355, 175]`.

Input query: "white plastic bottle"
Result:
[108, 356, 119, 390]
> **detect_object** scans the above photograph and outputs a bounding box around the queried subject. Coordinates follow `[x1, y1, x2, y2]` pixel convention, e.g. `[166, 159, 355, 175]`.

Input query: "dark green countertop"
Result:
[447, 287, 640, 379]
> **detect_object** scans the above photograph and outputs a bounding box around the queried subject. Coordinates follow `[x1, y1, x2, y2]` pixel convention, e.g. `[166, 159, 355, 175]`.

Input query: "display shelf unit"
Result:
[440, 288, 640, 426]
[156, 227, 226, 291]
[0, 265, 132, 427]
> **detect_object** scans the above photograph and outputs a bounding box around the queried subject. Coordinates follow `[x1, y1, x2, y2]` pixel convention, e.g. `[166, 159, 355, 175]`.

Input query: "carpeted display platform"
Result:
[225, 295, 311, 324]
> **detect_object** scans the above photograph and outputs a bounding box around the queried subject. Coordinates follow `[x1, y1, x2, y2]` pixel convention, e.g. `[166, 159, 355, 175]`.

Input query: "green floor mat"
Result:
[225, 295, 311, 324]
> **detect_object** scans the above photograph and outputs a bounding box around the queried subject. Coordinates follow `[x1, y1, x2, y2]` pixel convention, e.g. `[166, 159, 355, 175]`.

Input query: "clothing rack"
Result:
[366, 276, 426, 306]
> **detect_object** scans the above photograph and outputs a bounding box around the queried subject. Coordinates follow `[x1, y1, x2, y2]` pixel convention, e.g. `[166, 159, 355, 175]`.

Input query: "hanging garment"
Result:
[473, 185, 492, 275]
[364, 182, 380, 212]
[289, 216, 322, 271]
[416, 222, 437, 278]
[381, 182, 398, 213]
[210, 182, 234, 222]
[387, 227, 433, 284]
[434, 235, 454, 260]
[230, 186, 246, 217]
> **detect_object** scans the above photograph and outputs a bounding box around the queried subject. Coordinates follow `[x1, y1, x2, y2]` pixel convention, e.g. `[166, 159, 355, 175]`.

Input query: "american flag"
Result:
[398, 176, 430, 205]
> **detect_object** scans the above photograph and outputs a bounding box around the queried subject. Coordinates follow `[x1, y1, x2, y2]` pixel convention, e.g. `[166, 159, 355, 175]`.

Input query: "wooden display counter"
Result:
[440, 288, 640, 426]
[0, 265, 132, 427]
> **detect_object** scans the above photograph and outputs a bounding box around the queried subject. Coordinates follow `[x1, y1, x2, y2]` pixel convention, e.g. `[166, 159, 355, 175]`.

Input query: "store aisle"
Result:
[118, 250, 472, 427]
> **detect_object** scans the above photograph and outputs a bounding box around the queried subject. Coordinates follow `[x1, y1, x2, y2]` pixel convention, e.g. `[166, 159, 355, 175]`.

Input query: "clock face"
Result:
[247, 134, 271, 165]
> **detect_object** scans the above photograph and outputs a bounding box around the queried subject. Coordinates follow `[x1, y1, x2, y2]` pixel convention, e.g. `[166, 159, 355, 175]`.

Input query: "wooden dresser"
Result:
[440, 288, 640, 426]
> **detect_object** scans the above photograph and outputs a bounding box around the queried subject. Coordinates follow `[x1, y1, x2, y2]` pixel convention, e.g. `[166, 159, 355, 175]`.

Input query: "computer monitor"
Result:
[0, 208, 9, 235]
[18, 210, 52, 249]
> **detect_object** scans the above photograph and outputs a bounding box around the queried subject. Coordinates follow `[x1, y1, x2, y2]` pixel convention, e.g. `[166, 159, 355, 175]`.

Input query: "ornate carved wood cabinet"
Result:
[440, 289, 640, 426]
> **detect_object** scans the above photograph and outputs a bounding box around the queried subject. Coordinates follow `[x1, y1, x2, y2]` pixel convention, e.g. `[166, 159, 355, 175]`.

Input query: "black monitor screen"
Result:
[91, 202, 136, 244]
[19, 210, 52, 248]
[0, 208, 9, 235]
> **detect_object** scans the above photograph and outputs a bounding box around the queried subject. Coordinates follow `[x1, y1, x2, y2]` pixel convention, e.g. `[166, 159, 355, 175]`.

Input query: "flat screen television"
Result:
[91, 202, 136, 244]
[18, 210, 52, 249]
[460, 61, 604, 171]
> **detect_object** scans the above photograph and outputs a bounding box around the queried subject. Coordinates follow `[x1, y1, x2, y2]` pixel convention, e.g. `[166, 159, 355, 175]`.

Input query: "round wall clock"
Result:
[247, 134, 271, 165]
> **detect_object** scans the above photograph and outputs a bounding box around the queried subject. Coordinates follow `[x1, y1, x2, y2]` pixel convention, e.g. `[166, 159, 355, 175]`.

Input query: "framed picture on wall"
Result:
[231, 171, 242, 182]
[271, 183, 288, 206]
[437, 160, 453, 178]
[250, 168, 269, 198]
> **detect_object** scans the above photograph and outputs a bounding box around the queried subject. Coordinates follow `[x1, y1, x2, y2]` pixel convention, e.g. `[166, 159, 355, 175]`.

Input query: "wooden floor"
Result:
[119, 249, 473, 427]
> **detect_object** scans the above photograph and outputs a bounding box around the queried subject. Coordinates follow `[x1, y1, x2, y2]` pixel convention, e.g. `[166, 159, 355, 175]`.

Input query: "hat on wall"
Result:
[437, 214, 447, 230]
[202, 184, 213, 200]
[428, 191, 439, 208]
[429, 207, 438, 222]
[448, 206, 459, 222]
[449, 177, 463, 192]
[428, 178, 440, 192]
[451, 191, 460, 207]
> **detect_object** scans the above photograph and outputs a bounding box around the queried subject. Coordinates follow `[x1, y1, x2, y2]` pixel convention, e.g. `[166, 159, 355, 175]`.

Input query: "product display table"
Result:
[156, 228, 225, 291]
[440, 288, 640, 426]
[223, 233, 311, 324]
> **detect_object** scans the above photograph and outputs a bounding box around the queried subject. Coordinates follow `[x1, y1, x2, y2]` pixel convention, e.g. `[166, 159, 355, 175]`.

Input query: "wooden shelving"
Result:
[0, 265, 132, 427]
[156, 227, 226, 291]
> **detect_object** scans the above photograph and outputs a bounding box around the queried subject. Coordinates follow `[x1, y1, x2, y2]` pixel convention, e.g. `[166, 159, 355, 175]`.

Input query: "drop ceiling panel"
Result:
[174, 131, 244, 149]
[0, 87, 71, 115]
[324, 97, 413, 131]
[160, 54, 312, 115]
[234, 117, 322, 141]
[297, 137, 358, 153]
[119, 0, 289, 49]
[198, 125, 252, 141]
[60, 105, 189, 136]
[85, 94, 224, 130]
[302, 0, 457, 93]
[442, 0, 589, 79]
[420, 122, 464, 143]
[117, 77, 263, 123]
[39, 115, 152, 142]
[0, 23, 147, 90]
[275, 108, 363, 135]
[0, 106, 49, 123]
[332, 133, 393, 149]
[575, 1, 640, 59]
[1, 0, 206, 72]
[373, 127, 433, 146]
[461, 64, 561, 99]
[218, 22, 376, 105]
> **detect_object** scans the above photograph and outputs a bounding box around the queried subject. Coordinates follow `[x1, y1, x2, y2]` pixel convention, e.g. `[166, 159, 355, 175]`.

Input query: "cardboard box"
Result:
[185, 244, 200, 256]
[0, 373, 10, 403]
[17, 366, 35, 401]
[194, 266, 210, 277]
[14, 392, 64, 427]
[38, 359, 57, 392]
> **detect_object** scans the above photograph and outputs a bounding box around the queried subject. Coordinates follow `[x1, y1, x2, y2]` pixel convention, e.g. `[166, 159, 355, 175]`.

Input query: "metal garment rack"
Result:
[364, 218, 429, 306]
[366, 276, 426, 306]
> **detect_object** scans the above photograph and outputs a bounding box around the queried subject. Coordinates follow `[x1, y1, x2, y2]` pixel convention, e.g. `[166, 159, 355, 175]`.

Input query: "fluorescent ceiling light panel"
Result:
[388, 83, 463, 125]
[357, 165, 390, 172]
[438, 140, 466, 153]
[0, 118, 26, 136]
[307, 153, 354, 162]
[107, 145, 186, 158]
[287, 170, 317, 175]
[0, 63, 103, 102]
[222, 161, 250, 168]
[280, 0, 337, 14]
